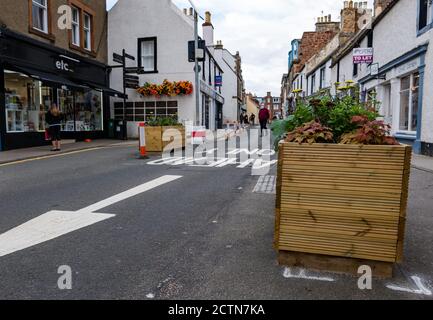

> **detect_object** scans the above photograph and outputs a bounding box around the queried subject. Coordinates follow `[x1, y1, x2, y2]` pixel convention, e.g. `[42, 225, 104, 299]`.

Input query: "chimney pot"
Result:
[205, 11, 212, 24]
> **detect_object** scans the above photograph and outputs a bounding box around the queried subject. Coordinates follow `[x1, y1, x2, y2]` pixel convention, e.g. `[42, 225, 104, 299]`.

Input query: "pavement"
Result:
[0, 132, 432, 300]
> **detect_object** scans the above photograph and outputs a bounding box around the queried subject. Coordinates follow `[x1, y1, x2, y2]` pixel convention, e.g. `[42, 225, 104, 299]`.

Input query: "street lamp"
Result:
[188, 0, 202, 126]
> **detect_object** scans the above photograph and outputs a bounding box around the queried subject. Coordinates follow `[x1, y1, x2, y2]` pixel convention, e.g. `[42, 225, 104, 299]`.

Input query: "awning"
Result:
[8, 65, 127, 99]
[11, 65, 87, 89]
[85, 81, 128, 99]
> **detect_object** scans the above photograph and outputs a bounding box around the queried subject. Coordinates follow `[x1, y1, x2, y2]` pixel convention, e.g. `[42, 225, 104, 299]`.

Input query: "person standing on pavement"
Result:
[259, 106, 270, 137]
[250, 114, 256, 126]
[46, 103, 63, 152]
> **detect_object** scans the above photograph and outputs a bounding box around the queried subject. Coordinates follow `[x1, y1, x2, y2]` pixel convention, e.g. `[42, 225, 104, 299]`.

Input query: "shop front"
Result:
[0, 28, 123, 151]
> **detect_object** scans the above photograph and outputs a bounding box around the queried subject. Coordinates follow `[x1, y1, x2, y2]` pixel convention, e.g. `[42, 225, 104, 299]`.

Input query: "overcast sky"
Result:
[106, 0, 373, 97]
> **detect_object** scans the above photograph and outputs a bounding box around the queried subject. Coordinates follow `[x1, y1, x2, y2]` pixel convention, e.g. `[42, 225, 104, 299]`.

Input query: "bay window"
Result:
[399, 72, 420, 132]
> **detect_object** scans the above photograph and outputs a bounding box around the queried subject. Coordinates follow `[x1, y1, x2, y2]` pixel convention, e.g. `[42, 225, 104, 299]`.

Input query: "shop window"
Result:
[4, 70, 53, 133]
[58, 88, 103, 132]
[399, 72, 420, 132]
[138, 38, 157, 73]
[311, 74, 316, 95]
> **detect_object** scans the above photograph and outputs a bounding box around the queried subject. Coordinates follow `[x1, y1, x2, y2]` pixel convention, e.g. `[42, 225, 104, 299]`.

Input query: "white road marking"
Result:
[0, 211, 114, 257]
[387, 276, 432, 296]
[253, 175, 276, 194]
[77, 175, 182, 213]
[0, 175, 183, 258]
[283, 267, 335, 282]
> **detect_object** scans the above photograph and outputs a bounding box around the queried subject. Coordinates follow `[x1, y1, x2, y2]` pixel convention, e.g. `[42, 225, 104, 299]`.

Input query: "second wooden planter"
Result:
[145, 126, 185, 152]
[274, 142, 412, 277]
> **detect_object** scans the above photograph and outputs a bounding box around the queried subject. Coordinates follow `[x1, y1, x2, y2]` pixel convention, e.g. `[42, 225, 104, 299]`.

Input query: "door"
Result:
[216, 102, 223, 129]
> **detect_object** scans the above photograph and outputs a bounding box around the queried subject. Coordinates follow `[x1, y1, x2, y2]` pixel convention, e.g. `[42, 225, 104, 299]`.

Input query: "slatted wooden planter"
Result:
[274, 142, 412, 278]
[145, 126, 185, 152]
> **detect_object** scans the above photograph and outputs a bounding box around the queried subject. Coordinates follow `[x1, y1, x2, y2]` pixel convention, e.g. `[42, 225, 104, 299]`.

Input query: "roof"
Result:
[331, 0, 400, 67]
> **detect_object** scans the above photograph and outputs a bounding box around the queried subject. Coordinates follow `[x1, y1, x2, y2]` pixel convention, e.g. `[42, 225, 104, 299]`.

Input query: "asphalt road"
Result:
[0, 141, 432, 300]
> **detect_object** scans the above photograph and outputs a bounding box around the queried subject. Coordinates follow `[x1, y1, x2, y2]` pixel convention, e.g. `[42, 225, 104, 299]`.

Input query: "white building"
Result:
[108, 0, 226, 137]
[212, 40, 242, 124]
[331, 0, 433, 155]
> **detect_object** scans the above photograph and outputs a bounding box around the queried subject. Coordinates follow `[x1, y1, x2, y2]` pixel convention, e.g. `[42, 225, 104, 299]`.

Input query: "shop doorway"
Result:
[216, 102, 223, 129]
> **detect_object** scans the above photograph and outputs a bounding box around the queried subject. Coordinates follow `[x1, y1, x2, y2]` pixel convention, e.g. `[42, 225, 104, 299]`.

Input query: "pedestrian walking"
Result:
[239, 112, 244, 128]
[46, 103, 63, 152]
[250, 114, 256, 126]
[259, 107, 270, 137]
[244, 114, 249, 125]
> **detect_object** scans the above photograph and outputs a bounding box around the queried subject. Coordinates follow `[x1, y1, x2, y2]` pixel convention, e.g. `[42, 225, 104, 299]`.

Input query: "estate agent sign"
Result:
[353, 48, 374, 64]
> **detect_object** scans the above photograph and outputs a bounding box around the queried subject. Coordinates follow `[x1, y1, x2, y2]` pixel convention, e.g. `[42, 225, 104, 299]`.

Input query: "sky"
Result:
[106, 0, 374, 96]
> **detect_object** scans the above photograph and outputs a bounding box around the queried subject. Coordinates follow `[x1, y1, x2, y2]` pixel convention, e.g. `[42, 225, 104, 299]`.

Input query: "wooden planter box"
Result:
[145, 126, 185, 152]
[274, 142, 412, 277]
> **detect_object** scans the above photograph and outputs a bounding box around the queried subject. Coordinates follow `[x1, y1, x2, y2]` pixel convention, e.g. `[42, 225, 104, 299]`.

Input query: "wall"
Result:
[0, 0, 107, 63]
[108, 0, 196, 129]
[213, 47, 238, 123]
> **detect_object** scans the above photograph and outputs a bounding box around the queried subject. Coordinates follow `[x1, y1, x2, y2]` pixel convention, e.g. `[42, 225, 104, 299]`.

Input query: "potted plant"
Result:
[274, 96, 412, 277]
[145, 116, 185, 152]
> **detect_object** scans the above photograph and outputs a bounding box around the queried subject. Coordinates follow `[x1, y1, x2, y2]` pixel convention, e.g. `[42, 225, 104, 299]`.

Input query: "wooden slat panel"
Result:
[274, 142, 412, 264]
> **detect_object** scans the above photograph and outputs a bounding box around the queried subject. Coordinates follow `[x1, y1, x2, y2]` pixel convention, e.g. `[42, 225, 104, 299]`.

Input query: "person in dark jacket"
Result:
[249, 113, 256, 126]
[46, 103, 63, 151]
[258, 107, 270, 137]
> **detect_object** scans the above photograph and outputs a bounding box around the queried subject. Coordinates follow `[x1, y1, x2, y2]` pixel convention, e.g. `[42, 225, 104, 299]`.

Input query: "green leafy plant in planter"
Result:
[146, 116, 182, 127]
[285, 120, 334, 145]
[340, 115, 399, 145]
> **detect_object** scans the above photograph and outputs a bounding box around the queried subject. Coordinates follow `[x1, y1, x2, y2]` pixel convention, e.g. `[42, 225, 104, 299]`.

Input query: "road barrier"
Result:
[138, 123, 148, 158]
[192, 126, 206, 145]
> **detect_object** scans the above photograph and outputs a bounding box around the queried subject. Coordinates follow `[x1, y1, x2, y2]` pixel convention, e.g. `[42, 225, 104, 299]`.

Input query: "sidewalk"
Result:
[0, 139, 136, 165]
[412, 154, 433, 173]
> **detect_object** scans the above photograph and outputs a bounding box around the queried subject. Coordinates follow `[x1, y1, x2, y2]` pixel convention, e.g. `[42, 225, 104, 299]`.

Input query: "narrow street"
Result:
[0, 138, 432, 300]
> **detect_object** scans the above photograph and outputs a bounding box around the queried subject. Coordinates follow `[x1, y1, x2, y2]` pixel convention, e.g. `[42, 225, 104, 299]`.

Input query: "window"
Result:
[4, 70, 52, 133]
[138, 38, 157, 73]
[399, 72, 420, 132]
[367, 31, 374, 47]
[68, 1, 94, 52]
[71, 7, 80, 46]
[31, 0, 48, 33]
[83, 13, 92, 51]
[418, 0, 432, 31]
[353, 63, 358, 77]
[319, 67, 326, 89]
[311, 74, 316, 95]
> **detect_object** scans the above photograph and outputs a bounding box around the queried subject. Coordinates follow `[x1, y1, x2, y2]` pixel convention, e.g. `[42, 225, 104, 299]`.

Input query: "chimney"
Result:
[188, 7, 193, 16]
[340, 1, 372, 43]
[315, 14, 340, 33]
[202, 11, 214, 46]
[183, 8, 188, 15]
[374, 0, 393, 16]
[215, 40, 224, 49]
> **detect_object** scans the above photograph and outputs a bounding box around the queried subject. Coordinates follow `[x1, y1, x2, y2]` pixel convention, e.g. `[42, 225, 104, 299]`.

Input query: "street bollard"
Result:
[192, 126, 206, 145]
[138, 122, 148, 159]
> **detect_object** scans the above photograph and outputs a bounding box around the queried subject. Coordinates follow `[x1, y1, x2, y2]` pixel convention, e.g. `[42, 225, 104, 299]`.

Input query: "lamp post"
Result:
[189, 0, 201, 126]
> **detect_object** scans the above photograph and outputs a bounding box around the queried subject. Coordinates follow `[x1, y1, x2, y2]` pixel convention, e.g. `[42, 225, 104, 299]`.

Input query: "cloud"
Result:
[107, 0, 374, 96]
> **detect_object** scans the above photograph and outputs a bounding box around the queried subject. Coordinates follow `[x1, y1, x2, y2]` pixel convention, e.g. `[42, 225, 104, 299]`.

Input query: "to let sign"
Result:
[353, 48, 374, 64]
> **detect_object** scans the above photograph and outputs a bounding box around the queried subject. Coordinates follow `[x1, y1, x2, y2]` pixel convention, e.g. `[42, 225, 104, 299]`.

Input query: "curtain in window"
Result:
[141, 41, 155, 71]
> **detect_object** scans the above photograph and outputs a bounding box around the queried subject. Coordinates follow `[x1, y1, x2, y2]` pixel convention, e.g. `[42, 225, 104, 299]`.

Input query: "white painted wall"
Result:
[108, 0, 197, 134]
[331, 0, 433, 144]
[213, 48, 238, 123]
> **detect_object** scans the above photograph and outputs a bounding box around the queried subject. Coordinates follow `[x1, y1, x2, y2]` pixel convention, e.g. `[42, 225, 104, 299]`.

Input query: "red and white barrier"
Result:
[192, 126, 206, 145]
[138, 122, 147, 158]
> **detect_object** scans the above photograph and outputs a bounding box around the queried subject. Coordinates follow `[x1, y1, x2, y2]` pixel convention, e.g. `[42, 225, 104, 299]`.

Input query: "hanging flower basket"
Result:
[137, 80, 193, 97]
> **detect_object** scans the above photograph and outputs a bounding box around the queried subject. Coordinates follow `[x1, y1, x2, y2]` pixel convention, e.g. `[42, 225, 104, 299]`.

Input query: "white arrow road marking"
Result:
[0, 211, 114, 258]
[0, 175, 183, 258]
[77, 175, 183, 213]
[387, 276, 432, 296]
